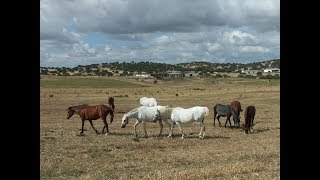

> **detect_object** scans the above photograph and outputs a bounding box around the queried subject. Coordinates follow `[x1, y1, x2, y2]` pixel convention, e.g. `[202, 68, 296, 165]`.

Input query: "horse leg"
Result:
[168, 122, 175, 138]
[102, 117, 109, 135]
[162, 119, 172, 137]
[133, 120, 141, 137]
[217, 115, 221, 127]
[89, 120, 99, 134]
[245, 122, 249, 134]
[158, 120, 164, 137]
[199, 119, 205, 139]
[143, 121, 148, 138]
[80, 118, 85, 136]
[250, 117, 255, 133]
[224, 117, 228, 128]
[163, 119, 172, 127]
[175, 122, 185, 139]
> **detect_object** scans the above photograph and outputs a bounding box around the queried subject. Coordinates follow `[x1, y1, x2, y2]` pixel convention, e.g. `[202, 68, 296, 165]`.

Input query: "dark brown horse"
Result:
[243, 105, 256, 134]
[230, 100, 243, 126]
[66, 104, 114, 136]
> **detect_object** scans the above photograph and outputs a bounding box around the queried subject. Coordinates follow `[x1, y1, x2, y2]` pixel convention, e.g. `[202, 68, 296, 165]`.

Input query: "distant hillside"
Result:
[40, 59, 279, 76]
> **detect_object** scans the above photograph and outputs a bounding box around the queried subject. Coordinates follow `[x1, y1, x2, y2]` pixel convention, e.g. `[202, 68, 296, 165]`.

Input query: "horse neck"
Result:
[229, 106, 237, 117]
[161, 107, 174, 118]
[127, 108, 139, 118]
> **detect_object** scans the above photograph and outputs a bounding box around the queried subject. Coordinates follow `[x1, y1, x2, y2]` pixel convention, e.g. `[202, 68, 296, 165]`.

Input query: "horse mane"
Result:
[68, 104, 89, 110]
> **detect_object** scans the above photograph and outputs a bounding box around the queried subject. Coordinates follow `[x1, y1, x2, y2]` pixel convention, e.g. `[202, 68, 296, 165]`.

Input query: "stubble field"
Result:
[40, 76, 280, 179]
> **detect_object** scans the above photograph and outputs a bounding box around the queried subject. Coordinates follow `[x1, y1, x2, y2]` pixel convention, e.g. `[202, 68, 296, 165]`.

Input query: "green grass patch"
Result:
[40, 78, 146, 88]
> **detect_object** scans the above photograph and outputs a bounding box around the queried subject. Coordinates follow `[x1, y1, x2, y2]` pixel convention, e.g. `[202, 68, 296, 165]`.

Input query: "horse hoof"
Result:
[105, 133, 109, 136]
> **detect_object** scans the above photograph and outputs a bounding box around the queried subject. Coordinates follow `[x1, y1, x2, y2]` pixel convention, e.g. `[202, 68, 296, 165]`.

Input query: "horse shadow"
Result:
[254, 128, 270, 133]
[105, 132, 133, 136]
[237, 128, 270, 134]
[167, 134, 231, 140]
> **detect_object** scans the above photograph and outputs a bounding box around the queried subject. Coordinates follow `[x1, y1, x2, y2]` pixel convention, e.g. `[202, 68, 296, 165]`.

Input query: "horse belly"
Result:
[86, 114, 100, 120]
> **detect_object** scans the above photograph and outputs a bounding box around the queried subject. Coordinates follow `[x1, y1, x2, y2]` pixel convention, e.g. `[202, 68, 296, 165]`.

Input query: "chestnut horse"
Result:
[230, 100, 243, 125]
[66, 97, 115, 136]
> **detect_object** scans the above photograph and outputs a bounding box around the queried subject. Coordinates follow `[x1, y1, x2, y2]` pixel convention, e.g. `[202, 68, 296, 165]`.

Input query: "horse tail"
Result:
[108, 96, 115, 110]
[203, 107, 209, 117]
[213, 104, 217, 120]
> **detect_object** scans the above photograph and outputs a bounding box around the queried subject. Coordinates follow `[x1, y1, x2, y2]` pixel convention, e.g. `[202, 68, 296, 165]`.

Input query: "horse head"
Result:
[121, 114, 129, 128]
[233, 116, 241, 127]
[66, 107, 75, 119]
[152, 109, 162, 122]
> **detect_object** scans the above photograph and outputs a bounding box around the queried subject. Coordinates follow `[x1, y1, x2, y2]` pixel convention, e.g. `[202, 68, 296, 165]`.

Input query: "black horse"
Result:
[243, 105, 256, 134]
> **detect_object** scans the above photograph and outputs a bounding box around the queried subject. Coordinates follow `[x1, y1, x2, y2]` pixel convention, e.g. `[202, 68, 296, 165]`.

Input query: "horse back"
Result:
[80, 105, 109, 120]
[214, 104, 230, 115]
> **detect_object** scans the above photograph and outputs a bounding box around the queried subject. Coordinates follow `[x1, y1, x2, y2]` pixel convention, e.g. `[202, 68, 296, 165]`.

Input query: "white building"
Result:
[263, 68, 280, 73]
[241, 69, 261, 74]
[135, 73, 151, 78]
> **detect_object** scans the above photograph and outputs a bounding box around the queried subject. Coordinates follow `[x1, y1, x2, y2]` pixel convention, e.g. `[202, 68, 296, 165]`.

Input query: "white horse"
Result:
[154, 106, 209, 139]
[120, 106, 171, 138]
[140, 97, 158, 107]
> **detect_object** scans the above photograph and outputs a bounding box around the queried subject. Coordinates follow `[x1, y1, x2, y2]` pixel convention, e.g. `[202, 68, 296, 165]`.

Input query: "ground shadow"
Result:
[254, 128, 270, 133]
[166, 134, 231, 140]
[117, 111, 126, 114]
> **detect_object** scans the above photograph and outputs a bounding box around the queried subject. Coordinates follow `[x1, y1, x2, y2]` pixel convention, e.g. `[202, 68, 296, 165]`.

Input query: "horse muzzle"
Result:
[121, 124, 126, 128]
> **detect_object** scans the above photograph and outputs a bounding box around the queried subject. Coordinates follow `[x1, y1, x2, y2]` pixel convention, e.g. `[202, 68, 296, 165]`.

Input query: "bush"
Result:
[245, 75, 256, 78]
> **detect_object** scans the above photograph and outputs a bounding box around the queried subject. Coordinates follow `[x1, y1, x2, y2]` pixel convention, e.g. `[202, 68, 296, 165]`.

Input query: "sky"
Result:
[40, 0, 280, 68]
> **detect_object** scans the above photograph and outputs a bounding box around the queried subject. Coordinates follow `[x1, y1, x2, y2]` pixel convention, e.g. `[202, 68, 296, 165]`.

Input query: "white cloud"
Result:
[239, 46, 270, 53]
[40, 0, 280, 67]
[222, 31, 258, 46]
[153, 35, 173, 45]
[207, 42, 221, 53]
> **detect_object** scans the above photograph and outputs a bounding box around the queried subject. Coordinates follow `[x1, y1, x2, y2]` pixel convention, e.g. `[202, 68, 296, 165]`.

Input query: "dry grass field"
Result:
[40, 76, 280, 179]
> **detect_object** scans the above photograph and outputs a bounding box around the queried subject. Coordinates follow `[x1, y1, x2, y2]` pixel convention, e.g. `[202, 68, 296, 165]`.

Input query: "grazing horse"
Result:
[213, 104, 240, 128]
[154, 106, 209, 139]
[140, 97, 158, 107]
[120, 106, 171, 138]
[243, 105, 256, 134]
[230, 100, 243, 124]
[66, 104, 114, 136]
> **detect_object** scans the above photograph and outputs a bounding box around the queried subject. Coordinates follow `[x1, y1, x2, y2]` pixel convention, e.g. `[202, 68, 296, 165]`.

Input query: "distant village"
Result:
[40, 59, 280, 79]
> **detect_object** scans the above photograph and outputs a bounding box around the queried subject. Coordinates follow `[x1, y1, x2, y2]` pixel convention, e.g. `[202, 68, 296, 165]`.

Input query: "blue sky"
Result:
[40, 0, 280, 68]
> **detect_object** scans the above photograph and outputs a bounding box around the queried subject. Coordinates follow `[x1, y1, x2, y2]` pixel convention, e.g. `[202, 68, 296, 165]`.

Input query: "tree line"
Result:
[40, 59, 280, 76]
